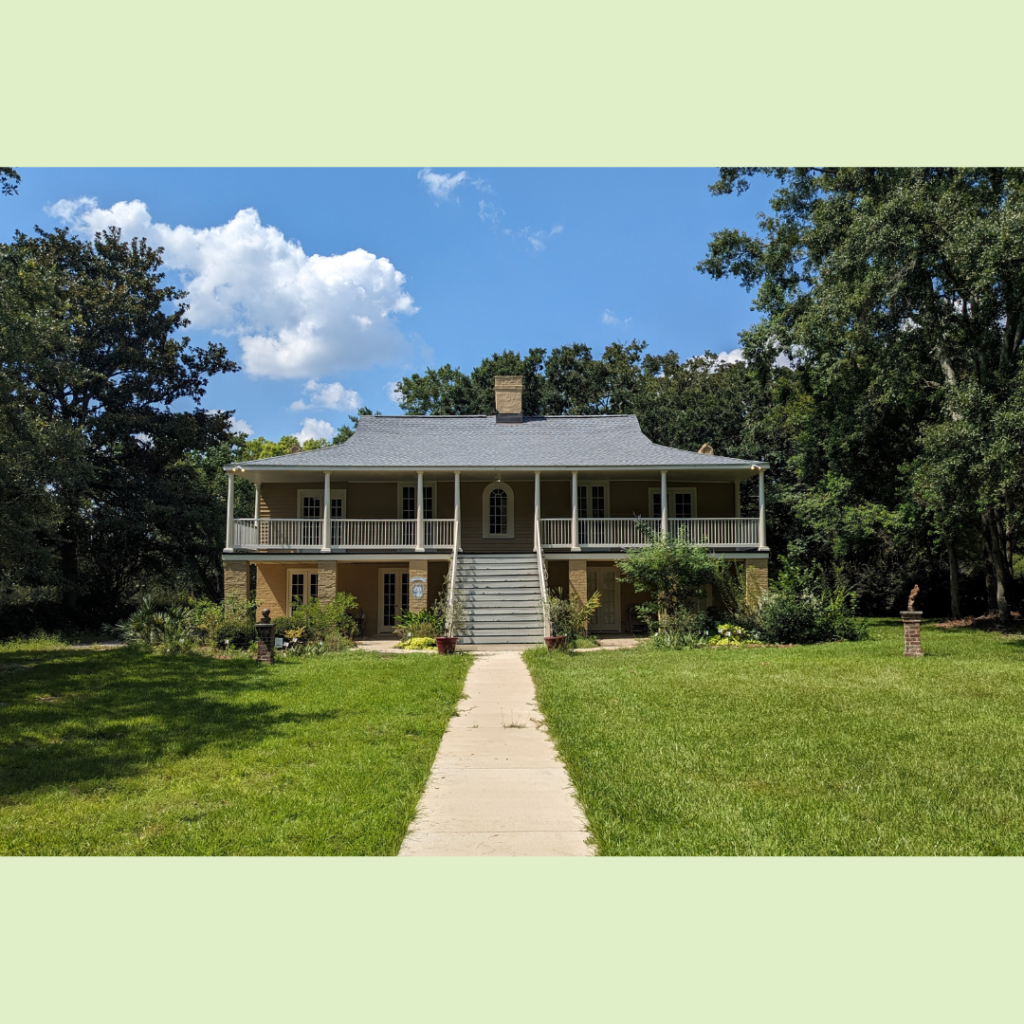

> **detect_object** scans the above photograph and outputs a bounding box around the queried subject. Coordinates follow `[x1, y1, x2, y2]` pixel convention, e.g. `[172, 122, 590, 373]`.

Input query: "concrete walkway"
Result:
[399, 651, 593, 856]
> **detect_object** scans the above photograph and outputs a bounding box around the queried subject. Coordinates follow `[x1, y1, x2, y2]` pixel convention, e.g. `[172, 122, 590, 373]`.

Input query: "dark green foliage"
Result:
[547, 588, 601, 644]
[616, 532, 734, 618]
[393, 607, 445, 640]
[211, 618, 254, 650]
[276, 593, 360, 650]
[0, 226, 238, 623]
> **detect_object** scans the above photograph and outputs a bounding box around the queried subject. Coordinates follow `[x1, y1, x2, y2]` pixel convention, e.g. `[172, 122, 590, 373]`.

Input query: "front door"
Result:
[379, 570, 410, 633]
[587, 568, 620, 632]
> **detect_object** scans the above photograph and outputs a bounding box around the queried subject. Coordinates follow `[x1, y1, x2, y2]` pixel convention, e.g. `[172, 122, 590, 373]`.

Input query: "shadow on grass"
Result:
[0, 647, 335, 799]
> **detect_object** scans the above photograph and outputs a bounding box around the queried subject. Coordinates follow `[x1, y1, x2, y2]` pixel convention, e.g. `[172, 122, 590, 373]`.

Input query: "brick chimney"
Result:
[494, 375, 524, 423]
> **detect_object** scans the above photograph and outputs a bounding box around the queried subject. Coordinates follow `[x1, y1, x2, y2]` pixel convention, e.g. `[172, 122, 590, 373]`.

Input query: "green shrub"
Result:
[639, 607, 714, 649]
[211, 619, 253, 650]
[275, 593, 359, 652]
[547, 588, 601, 644]
[111, 596, 196, 654]
[756, 592, 818, 644]
[707, 622, 757, 646]
[394, 608, 444, 640]
[755, 589, 866, 645]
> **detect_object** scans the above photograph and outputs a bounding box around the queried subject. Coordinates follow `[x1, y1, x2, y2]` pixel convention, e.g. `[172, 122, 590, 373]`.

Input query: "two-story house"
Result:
[222, 376, 769, 643]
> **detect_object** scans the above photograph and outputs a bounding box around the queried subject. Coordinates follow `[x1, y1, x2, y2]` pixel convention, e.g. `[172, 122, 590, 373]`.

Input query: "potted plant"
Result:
[546, 588, 600, 651]
[435, 577, 466, 655]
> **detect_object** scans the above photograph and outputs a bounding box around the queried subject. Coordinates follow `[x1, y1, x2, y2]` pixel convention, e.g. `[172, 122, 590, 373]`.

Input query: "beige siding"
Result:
[348, 482, 397, 519]
[545, 560, 569, 599]
[255, 563, 288, 618]
[461, 479, 534, 553]
[541, 481, 571, 518]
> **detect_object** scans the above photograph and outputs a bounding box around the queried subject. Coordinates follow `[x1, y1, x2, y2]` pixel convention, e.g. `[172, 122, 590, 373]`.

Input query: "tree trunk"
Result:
[981, 511, 1012, 625]
[947, 539, 961, 620]
[59, 536, 79, 615]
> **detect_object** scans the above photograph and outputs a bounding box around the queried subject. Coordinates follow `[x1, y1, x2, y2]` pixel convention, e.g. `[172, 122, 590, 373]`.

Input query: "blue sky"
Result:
[0, 168, 775, 441]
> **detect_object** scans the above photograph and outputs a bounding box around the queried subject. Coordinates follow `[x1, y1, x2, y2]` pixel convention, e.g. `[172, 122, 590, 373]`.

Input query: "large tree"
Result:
[1, 226, 238, 617]
[699, 167, 1024, 621]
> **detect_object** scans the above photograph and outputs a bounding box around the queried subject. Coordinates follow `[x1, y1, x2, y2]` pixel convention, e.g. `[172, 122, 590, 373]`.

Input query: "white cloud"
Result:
[296, 417, 335, 444]
[290, 379, 361, 412]
[47, 198, 417, 381]
[418, 168, 468, 202]
[515, 224, 563, 252]
[230, 416, 253, 435]
[478, 200, 504, 223]
[385, 381, 403, 406]
[714, 348, 745, 366]
[602, 309, 632, 327]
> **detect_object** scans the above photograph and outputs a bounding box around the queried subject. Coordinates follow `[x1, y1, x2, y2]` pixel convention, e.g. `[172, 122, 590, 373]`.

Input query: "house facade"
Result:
[222, 376, 769, 643]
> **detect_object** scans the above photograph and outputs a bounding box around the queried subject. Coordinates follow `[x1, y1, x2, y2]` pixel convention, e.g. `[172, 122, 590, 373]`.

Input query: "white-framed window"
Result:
[577, 481, 610, 517]
[297, 488, 347, 519]
[482, 480, 514, 538]
[289, 570, 319, 607]
[578, 480, 609, 544]
[296, 488, 346, 546]
[649, 487, 696, 519]
[397, 481, 436, 520]
[378, 569, 410, 631]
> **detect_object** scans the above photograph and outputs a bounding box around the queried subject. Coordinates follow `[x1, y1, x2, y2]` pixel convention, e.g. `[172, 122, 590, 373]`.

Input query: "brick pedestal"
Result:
[901, 610, 923, 657]
[255, 619, 276, 664]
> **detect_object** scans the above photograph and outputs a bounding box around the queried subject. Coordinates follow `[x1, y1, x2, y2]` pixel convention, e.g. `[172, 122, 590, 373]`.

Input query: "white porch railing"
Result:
[540, 518, 572, 547]
[231, 515, 756, 550]
[541, 517, 760, 549]
[424, 518, 454, 548]
[232, 518, 455, 550]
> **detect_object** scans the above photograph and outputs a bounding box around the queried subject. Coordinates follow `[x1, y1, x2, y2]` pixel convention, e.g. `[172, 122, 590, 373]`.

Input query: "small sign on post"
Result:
[901, 585, 923, 657]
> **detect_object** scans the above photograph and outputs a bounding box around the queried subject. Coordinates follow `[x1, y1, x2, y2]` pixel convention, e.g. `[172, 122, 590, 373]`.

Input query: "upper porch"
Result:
[223, 467, 768, 556]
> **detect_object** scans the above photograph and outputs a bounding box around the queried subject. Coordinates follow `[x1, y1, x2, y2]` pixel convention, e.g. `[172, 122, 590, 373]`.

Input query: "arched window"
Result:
[482, 481, 514, 538]
[489, 488, 507, 534]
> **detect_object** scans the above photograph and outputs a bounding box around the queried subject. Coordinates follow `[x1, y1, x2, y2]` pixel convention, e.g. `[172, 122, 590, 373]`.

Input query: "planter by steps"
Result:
[544, 636, 567, 651]
[436, 636, 458, 655]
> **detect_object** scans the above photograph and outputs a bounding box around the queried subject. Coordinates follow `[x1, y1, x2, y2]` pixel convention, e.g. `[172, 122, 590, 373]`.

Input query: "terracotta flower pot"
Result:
[436, 636, 458, 655]
[544, 636, 567, 651]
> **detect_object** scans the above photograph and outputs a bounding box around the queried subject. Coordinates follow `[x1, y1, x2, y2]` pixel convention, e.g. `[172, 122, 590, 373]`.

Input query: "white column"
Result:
[534, 471, 541, 552]
[415, 470, 425, 552]
[254, 480, 262, 520]
[570, 470, 579, 551]
[454, 471, 461, 552]
[320, 471, 331, 552]
[224, 470, 235, 552]
[758, 468, 766, 549]
[660, 471, 668, 538]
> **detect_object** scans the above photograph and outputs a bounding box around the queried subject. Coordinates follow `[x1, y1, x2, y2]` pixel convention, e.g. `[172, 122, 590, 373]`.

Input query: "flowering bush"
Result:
[707, 623, 758, 646]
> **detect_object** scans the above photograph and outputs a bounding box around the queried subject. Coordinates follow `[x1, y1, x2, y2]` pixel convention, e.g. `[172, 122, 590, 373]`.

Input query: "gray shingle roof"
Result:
[232, 415, 764, 470]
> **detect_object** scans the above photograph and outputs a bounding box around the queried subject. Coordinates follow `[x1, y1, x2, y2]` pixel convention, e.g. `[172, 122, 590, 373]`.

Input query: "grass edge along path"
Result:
[0, 646, 471, 856]
[524, 621, 1024, 856]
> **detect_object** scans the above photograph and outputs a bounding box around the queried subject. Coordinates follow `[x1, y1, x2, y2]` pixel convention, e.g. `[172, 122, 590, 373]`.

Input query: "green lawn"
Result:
[0, 645, 470, 855]
[525, 622, 1024, 855]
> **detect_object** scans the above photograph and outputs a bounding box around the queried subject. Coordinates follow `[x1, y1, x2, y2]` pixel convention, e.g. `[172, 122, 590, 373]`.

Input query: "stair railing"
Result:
[534, 516, 551, 637]
[445, 516, 460, 636]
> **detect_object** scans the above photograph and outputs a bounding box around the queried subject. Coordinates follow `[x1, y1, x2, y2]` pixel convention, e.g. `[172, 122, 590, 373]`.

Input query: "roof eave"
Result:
[223, 461, 771, 472]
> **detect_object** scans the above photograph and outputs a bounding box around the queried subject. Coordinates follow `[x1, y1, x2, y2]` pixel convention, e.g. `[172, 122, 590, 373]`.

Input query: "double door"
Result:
[379, 570, 410, 632]
[586, 567, 620, 632]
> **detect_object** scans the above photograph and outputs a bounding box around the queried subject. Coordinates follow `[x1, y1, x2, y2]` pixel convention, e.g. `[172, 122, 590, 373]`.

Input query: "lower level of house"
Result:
[223, 551, 769, 643]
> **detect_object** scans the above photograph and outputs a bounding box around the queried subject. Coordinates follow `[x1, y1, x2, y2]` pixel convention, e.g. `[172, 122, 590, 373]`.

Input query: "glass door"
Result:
[380, 571, 410, 631]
